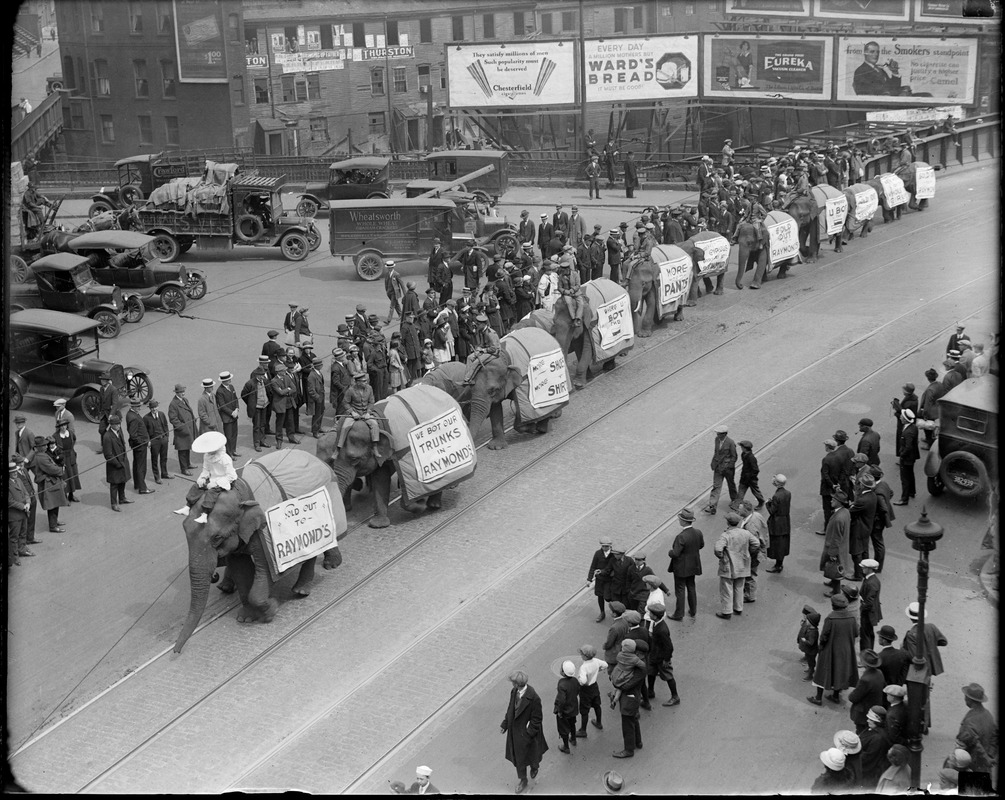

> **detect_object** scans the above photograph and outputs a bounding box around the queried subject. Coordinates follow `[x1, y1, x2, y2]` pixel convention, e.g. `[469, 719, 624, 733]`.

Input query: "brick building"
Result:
[54, 0, 249, 159]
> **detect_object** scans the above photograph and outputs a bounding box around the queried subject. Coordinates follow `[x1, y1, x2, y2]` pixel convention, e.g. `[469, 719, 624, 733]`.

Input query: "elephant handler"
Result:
[173, 431, 237, 524]
[339, 372, 382, 458]
[556, 257, 585, 328]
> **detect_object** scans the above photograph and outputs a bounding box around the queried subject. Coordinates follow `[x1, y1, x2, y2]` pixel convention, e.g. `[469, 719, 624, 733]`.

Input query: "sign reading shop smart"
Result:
[702, 35, 833, 101]
[446, 42, 576, 108]
[583, 36, 698, 102]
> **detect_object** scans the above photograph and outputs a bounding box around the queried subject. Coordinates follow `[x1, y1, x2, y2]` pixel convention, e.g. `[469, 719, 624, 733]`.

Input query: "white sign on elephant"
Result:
[695, 237, 730, 277]
[596, 294, 633, 349]
[658, 254, 692, 308]
[915, 166, 936, 200]
[879, 174, 910, 208]
[851, 187, 879, 221]
[407, 407, 475, 483]
[767, 218, 799, 265]
[265, 486, 341, 575]
[823, 196, 848, 236]
[528, 348, 570, 409]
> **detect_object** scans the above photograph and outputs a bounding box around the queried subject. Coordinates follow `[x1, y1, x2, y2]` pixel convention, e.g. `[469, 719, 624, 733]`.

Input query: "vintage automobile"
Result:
[285, 156, 391, 218]
[8, 309, 152, 421]
[925, 375, 998, 499]
[9, 252, 137, 338]
[68, 230, 203, 312]
[87, 152, 190, 218]
[11, 194, 66, 282]
[425, 150, 509, 204]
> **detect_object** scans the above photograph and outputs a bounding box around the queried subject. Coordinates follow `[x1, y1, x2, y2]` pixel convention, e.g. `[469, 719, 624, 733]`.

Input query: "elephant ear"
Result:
[505, 365, 524, 396]
[372, 424, 395, 466]
[237, 500, 267, 545]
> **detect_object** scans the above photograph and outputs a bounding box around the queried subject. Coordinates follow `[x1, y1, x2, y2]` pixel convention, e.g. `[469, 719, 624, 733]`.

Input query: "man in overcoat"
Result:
[216, 371, 241, 458]
[704, 425, 738, 515]
[822, 490, 854, 596]
[623, 151, 639, 198]
[877, 625, 910, 687]
[102, 414, 131, 511]
[849, 649, 887, 734]
[667, 508, 704, 620]
[269, 363, 300, 447]
[955, 683, 998, 776]
[857, 417, 881, 465]
[606, 547, 632, 608]
[500, 671, 548, 794]
[713, 511, 760, 619]
[808, 593, 859, 705]
[849, 474, 878, 580]
[894, 409, 920, 505]
[859, 559, 883, 652]
[125, 398, 153, 494]
[819, 438, 846, 531]
[587, 537, 614, 622]
[306, 357, 326, 437]
[29, 436, 68, 532]
[144, 399, 172, 483]
[197, 378, 222, 435]
[765, 474, 792, 572]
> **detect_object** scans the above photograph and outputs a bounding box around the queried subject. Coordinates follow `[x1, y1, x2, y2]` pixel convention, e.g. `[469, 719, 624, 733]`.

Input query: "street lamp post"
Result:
[903, 506, 944, 790]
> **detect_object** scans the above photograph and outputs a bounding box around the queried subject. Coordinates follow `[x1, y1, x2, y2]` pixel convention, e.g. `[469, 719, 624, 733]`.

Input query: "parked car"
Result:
[68, 230, 205, 312]
[405, 181, 518, 258]
[87, 152, 190, 218]
[925, 375, 998, 499]
[10, 194, 66, 282]
[8, 308, 152, 421]
[9, 252, 138, 338]
[286, 157, 391, 218]
[424, 150, 510, 204]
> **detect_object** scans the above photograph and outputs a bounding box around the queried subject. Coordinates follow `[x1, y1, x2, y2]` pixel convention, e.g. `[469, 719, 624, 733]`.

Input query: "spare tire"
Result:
[235, 214, 265, 243]
[939, 450, 989, 498]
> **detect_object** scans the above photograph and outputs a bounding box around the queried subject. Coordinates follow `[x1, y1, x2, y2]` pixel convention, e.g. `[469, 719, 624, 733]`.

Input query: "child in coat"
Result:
[388, 339, 407, 392]
[798, 604, 821, 681]
[607, 639, 647, 708]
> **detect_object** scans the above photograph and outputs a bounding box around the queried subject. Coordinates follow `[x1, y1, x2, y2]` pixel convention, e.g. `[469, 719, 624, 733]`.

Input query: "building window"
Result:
[165, 116, 179, 146]
[371, 68, 384, 96]
[439, 64, 447, 90]
[90, 1, 104, 33]
[685, 3, 695, 14]
[306, 73, 321, 100]
[393, 67, 407, 93]
[634, 5, 644, 27]
[100, 114, 114, 143]
[138, 115, 153, 144]
[451, 16, 464, 41]
[133, 60, 148, 97]
[161, 60, 177, 98]
[483, 14, 495, 38]
[281, 75, 296, 102]
[386, 20, 399, 46]
[541, 13, 553, 35]
[77, 58, 86, 94]
[227, 13, 240, 40]
[514, 11, 526, 35]
[70, 102, 85, 129]
[561, 11, 576, 30]
[63, 56, 76, 90]
[614, 8, 626, 32]
[419, 18, 432, 43]
[309, 117, 329, 143]
[352, 22, 365, 47]
[232, 76, 245, 105]
[128, 0, 143, 32]
[246, 32, 260, 54]
[92, 59, 110, 96]
[368, 112, 386, 135]
[418, 65, 431, 89]
[156, 1, 172, 33]
[254, 77, 269, 104]
[281, 74, 321, 102]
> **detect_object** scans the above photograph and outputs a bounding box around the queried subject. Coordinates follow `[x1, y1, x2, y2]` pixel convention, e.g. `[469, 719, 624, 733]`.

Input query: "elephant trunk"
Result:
[467, 395, 491, 440]
[330, 459, 358, 498]
[174, 538, 217, 653]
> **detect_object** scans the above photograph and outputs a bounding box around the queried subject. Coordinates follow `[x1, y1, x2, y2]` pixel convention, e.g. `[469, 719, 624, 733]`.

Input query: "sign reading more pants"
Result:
[528, 348, 570, 409]
[407, 407, 475, 483]
[265, 487, 341, 575]
[658, 255, 692, 308]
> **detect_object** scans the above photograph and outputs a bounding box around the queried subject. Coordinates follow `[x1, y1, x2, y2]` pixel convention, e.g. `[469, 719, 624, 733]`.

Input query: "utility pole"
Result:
[383, 14, 394, 152]
[579, 0, 587, 159]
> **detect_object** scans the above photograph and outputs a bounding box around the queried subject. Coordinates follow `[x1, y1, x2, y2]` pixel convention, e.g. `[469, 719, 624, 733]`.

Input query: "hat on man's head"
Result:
[642, 574, 660, 587]
[623, 610, 642, 624]
[416, 766, 433, 778]
[33, 435, 48, 447]
[861, 558, 879, 570]
[129, 398, 142, 407]
[724, 511, 742, 525]
[356, 303, 366, 312]
[877, 624, 898, 642]
[219, 371, 232, 381]
[258, 354, 271, 364]
[833, 430, 848, 443]
[859, 417, 874, 427]
[860, 649, 881, 669]
[830, 594, 848, 609]
[884, 684, 907, 698]
[824, 437, 837, 448]
[14, 415, 27, 423]
[312, 357, 323, 367]
[201, 378, 214, 388]
[962, 683, 988, 703]
[540, 213, 548, 219]
[562, 660, 577, 677]
[108, 414, 122, 424]
[267, 329, 279, 338]
[859, 473, 877, 490]
[53, 398, 67, 407]
[714, 424, 728, 434]
[174, 384, 186, 393]
[648, 602, 666, 616]
[772, 474, 787, 486]
[599, 535, 613, 546]
[903, 383, 916, 392]
[832, 489, 849, 505]
[901, 409, 915, 423]
[678, 508, 695, 522]
[738, 440, 753, 449]
[608, 601, 626, 614]
[853, 452, 869, 464]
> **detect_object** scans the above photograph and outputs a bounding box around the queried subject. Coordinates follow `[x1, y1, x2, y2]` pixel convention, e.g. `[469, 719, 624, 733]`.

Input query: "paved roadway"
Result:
[6, 164, 998, 792]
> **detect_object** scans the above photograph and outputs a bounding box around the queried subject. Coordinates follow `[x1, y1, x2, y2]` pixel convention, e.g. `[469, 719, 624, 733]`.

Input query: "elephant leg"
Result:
[535, 416, 551, 434]
[487, 401, 508, 450]
[217, 562, 236, 594]
[808, 224, 819, 261]
[244, 535, 278, 622]
[367, 463, 393, 528]
[602, 358, 617, 372]
[751, 250, 769, 287]
[291, 556, 316, 597]
[573, 336, 589, 389]
[322, 545, 343, 570]
[714, 273, 725, 295]
[425, 491, 443, 510]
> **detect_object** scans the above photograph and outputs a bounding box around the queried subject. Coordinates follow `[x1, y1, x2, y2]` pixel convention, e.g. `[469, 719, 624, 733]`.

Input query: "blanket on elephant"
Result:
[500, 327, 570, 423]
[583, 278, 634, 362]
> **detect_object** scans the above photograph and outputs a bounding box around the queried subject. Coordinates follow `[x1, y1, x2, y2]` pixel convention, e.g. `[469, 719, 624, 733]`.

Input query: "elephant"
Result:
[732, 219, 771, 290]
[867, 176, 906, 224]
[675, 237, 712, 305]
[782, 195, 821, 262]
[894, 162, 931, 211]
[512, 299, 601, 389]
[623, 254, 660, 338]
[174, 451, 344, 654]
[421, 353, 527, 450]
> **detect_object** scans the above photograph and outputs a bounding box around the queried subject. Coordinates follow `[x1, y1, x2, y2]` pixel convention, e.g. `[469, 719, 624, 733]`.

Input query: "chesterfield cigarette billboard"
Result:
[446, 42, 576, 108]
[836, 37, 978, 105]
[702, 35, 833, 101]
[583, 36, 698, 102]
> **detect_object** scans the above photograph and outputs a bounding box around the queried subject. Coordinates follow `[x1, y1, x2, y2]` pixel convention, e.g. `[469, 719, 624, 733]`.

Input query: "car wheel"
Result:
[9, 381, 23, 411]
[92, 310, 121, 338]
[79, 389, 102, 423]
[128, 373, 153, 403]
[296, 198, 319, 218]
[121, 185, 144, 206]
[473, 190, 493, 206]
[151, 234, 180, 263]
[927, 474, 946, 497]
[178, 242, 193, 254]
[495, 232, 518, 254]
[160, 285, 187, 313]
[88, 201, 113, 218]
[306, 223, 322, 251]
[11, 254, 29, 283]
[124, 296, 145, 323]
[280, 233, 309, 261]
[355, 249, 383, 281]
[939, 451, 989, 498]
[185, 273, 207, 300]
[366, 191, 389, 200]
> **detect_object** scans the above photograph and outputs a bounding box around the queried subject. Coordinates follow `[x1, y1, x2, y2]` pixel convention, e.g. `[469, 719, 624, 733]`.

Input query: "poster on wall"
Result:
[446, 41, 576, 108]
[725, 0, 811, 15]
[814, 0, 910, 21]
[702, 35, 833, 101]
[914, 0, 999, 23]
[583, 36, 698, 102]
[835, 37, 978, 105]
[173, 0, 227, 83]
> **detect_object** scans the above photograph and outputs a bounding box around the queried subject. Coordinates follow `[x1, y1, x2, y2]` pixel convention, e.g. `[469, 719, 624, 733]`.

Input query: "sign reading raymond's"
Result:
[264, 487, 344, 578]
[407, 407, 476, 484]
[583, 36, 698, 102]
[836, 36, 978, 105]
[447, 42, 576, 108]
[702, 35, 833, 101]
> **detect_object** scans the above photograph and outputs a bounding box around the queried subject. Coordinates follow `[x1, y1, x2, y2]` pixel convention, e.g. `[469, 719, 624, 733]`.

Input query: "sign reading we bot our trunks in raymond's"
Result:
[264, 487, 344, 578]
[407, 407, 476, 484]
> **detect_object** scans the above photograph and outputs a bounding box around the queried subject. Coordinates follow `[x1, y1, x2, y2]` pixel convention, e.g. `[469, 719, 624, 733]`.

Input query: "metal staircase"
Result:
[13, 23, 40, 57]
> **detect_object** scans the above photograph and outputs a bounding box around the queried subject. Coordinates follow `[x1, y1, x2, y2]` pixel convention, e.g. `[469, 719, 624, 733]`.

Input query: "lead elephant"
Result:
[782, 195, 821, 262]
[895, 161, 934, 211]
[624, 254, 660, 337]
[512, 299, 596, 389]
[732, 219, 770, 290]
[174, 450, 343, 653]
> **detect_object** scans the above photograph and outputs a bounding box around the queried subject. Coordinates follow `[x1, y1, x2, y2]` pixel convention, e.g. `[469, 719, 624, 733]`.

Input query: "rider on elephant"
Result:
[556, 258, 585, 328]
[340, 372, 381, 455]
[173, 431, 237, 524]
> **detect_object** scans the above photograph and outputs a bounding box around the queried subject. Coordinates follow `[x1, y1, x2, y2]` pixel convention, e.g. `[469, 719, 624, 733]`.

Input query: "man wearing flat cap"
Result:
[703, 425, 737, 515]
[627, 553, 668, 616]
[713, 512, 759, 619]
[587, 537, 615, 622]
[602, 600, 631, 677]
[884, 684, 909, 746]
[956, 683, 997, 776]
[856, 418, 881, 466]
[262, 328, 284, 362]
[822, 488, 853, 597]
[858, 559, 882, 651]
[668, 508, 704, 620]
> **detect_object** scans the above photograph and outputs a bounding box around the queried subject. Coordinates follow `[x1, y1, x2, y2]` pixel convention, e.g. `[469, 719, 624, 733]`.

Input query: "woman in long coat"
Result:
[765, 474, 792, 572]
[808, 593, 859, 706]
[500, 671, 548, 793]
[29, 436, 69, 532]
[54, 418, 81, 501]
[820, 490, 854, 595]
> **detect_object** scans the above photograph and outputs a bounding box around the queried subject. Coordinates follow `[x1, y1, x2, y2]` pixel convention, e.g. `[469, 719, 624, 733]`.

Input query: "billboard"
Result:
[447, 42, 576, 108]
[835, 37, 978, 105]
[814, 0, 910, 21]
[583, 36, 698, 102]
[173, 0, 227, 83]
[702, 35, 833, 101]
[914, 0, 999, 22]
[725, 0, 811, 15]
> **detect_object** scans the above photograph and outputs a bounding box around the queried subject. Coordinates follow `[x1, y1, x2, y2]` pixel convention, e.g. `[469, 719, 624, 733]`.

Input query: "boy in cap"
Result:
[554, 660, 581, 753]
[173, 431, 237, 524]
[734, 439, 765, 510]
[576, 644, 607, 736]
[797, 605, 821, 680]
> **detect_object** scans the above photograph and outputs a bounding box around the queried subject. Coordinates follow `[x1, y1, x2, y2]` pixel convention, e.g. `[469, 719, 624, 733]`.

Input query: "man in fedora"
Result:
[587, 536, 615, 622]
[876, 625, 910, 686]
[102, 414, 131, 511]
[667, 508, 704, 620]
[849, 650, 886, 734]
[269, 362, 300, 447]
[169, 384, 197, 475]
[144, 399, 172, 483]
[125, 397, 154, 494]
[956, 683, 997, 776]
